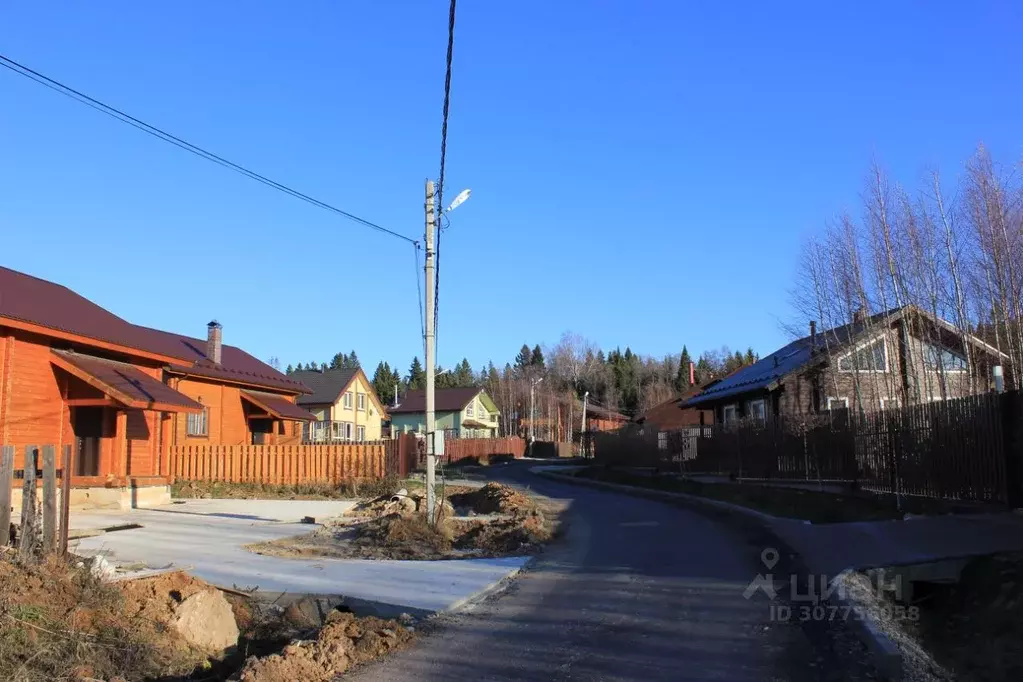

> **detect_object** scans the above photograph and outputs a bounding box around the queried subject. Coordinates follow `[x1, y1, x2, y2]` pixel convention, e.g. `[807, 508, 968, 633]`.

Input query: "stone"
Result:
[170, 589, 240, 653]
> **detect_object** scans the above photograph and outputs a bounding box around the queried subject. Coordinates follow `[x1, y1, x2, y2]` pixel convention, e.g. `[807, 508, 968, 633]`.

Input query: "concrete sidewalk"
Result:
[772, 511, 1023, 576]
[70, 499, 530, 616]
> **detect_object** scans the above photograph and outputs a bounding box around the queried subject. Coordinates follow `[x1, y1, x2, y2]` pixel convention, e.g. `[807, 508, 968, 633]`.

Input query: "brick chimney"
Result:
[853, 307, 868, 324]
[689, 361, 695, 386]
[810, 320, 817, 351]
[207, 320, 222, 364]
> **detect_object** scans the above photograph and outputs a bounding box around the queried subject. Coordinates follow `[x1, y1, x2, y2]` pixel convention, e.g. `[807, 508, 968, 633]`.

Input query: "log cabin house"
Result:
[0, 266, 314, 509]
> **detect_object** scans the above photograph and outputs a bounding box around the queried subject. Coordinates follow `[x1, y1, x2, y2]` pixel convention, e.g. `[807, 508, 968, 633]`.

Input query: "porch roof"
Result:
[50, 350, 203, 413]
[241, 391, 317, 421]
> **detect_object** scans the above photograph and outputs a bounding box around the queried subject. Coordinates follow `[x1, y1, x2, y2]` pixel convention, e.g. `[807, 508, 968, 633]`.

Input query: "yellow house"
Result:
[291, 368, 389, 442]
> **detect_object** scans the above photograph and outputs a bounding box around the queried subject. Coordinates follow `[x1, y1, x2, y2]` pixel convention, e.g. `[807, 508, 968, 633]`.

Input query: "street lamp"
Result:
[444, 189, 471, 214]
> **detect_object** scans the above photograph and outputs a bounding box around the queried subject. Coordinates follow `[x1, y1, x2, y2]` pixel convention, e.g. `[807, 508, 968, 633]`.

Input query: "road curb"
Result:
[445, 555, 537, 614]
[534, 468, 903, 680]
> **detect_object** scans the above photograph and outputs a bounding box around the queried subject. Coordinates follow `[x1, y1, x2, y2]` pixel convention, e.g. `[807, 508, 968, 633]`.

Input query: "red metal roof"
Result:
[0, 266, 307, 394]
[51, 350, 203, 413]
[241, 391, 316, 421]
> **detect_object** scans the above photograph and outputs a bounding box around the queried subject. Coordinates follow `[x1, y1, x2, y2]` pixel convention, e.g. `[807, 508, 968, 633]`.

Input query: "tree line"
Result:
[279, 337, 759, 434]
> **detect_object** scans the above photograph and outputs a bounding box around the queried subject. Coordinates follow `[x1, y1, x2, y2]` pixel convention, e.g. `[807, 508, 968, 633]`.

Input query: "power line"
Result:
[0, 53, 417, 245]
[434, 0, 457, 335]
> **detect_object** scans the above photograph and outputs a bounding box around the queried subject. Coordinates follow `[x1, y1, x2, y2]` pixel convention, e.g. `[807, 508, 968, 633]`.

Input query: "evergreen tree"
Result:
[530, 344, 545, 368]
[486, 361, 500, 388]
[348, 350, 360, 369]
[329, 352, 345, 370]
[309, 361, 320, 372]
[676, 345, 693, 391]
[407, 356, 426, 390]
[285, 363, 294, 374]
[371, 361, 393, 402]
[514, 344, 532, 371]
[321, 362, 329, 372]
[744, 347, 757, 365]
[453, 358, 475, 387]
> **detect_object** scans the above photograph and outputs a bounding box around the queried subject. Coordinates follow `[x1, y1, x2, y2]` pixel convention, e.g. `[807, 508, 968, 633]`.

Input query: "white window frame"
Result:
[837, 337, 889, 373]
[187, 405, 208, 437]
[827, 396, 849, 411]
[357, 393, 366, 411]
[357, 425, 366, 442]
[343, 391, 353, 409]
[723, 404, 738, 424]
[657, 431, 668, 451]
[880, 397, 900, 410]
[341, 422, 353, 441]
[466, 402, 474, 417]
[748, 399, 766, 423]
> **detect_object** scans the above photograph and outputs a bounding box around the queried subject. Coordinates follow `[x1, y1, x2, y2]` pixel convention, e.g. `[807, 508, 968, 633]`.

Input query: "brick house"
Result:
[684, 305, 1006, 424]
[0, 265, 314, 508]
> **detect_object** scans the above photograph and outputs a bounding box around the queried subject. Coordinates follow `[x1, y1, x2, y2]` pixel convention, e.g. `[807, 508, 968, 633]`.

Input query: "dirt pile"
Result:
[0, 558, 212, 682]
[236, 610, 413, 682]
[449, 482, 535, 515]
[349, 513, 454, 560]
[454, 509, 552, 554]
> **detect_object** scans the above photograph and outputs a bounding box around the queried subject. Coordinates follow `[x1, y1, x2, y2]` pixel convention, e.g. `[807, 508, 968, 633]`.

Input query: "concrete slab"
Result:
[69, 502, 530, 614]
[70, 498, 358, 527]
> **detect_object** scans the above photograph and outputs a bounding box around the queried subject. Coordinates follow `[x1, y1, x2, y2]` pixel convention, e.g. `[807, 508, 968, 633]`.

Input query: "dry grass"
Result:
[172, 477, 406, 501]
[0, 556, 207, 682]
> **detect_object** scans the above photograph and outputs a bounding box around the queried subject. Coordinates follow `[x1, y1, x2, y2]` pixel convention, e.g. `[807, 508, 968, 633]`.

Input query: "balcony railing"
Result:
[303, 420, 365, 443]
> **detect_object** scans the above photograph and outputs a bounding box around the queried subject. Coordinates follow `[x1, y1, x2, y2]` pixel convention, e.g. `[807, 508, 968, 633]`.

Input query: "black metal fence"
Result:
[594, 391, 1022, 505]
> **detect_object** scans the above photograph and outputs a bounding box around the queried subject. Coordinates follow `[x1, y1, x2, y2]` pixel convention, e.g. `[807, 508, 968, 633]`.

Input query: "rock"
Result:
[170, 589, 240, 653]
[89, 555, 117, 580]
[397, 612, 415, 626]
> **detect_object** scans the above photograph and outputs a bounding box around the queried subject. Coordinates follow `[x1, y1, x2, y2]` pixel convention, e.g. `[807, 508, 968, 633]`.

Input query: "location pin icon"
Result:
[761, 548, 779, 570]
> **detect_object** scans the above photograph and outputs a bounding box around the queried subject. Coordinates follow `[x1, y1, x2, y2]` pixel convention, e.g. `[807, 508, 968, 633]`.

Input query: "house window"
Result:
[838, 338, 887, 372]
[187, 407, 208, 437]
[343, 392, 353, 409]
[827, 397, 849, 411]
[341, 422, 353, 440]
[357, 393, 366, 411]
[922, 342, 967, 372]
[657, 431, 668, 451]
[748, 399, 766, 423]
[466, 402, 474, 417]
[723, 404, 738, 424]
[357, 425, 366, 441]
[880, 397, 900, 410]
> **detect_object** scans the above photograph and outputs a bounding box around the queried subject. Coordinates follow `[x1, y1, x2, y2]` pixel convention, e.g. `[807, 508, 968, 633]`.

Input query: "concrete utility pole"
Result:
[581, 391, 589, 457]
[424, 179, 437, 523]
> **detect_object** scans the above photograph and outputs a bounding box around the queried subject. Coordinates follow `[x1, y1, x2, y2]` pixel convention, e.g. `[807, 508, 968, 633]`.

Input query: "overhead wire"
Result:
[0, 53, 417, 245]
[433, 0, 457, 338]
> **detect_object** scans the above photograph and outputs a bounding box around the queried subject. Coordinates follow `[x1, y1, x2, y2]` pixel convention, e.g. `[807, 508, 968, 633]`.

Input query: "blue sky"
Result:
[3, 1, 1022, 374]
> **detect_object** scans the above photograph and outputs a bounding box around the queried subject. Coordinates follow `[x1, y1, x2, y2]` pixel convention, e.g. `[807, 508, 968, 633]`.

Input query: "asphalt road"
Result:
[347, 462, 876, 681]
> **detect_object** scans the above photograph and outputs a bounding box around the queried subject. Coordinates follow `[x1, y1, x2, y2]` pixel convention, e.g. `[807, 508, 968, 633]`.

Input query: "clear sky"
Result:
[3, 2, 1022, 374]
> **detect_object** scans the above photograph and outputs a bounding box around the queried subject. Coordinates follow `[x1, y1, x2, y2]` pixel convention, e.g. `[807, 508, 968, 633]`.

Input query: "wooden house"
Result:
[0, 265, 315, 509]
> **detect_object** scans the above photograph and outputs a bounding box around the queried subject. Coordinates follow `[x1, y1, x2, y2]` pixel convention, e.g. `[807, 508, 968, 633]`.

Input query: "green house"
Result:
[389, 387, 500, 438]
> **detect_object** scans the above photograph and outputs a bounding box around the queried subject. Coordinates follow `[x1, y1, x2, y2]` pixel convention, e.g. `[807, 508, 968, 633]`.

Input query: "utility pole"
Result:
[581, 391, 589, 458]
[424, 179, 437, 523]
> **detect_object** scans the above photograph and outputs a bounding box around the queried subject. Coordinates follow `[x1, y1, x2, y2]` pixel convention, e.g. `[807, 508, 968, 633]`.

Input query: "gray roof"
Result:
[292, 369, 359, 405]
[390, 387, 486, 414]
[685, 307, 906, 407]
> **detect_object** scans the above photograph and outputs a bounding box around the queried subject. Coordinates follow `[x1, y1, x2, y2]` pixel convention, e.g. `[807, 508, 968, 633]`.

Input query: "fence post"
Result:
[1001, 391, 1022, 507]
[19, 445, 39, 561]
[0, 446, 13, 548]
[60, 444, 72, 554]
[42, 445, 57, 553]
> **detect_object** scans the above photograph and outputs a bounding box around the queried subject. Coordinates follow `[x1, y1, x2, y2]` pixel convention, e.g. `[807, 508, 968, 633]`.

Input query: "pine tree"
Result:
[285, 363, 294, 374]
[309, 361, 320, 372]
[676, 345, 693, 391]
[407, 357, 426, 390]
[453, 358, 475, 387]
[744, 347, 757, 365]
[348, 350, 360, 369]
[530, 344, 545, 368]
[514, 344, 532, 371]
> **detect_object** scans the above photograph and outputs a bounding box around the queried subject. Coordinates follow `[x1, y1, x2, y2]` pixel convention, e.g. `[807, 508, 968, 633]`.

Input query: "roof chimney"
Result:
[853, 307, 868, 324]
[689, 361, 695, 386]
[810, 320, 817, 351]
[207, 320, 222, 365]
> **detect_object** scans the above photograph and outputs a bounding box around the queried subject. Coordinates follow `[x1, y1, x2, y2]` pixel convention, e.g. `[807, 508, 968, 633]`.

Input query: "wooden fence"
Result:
[169, 442, 399, 484]
[443, 437, 526, 464]
[1, 444, 73, 558]
[595, 391, 1023, 505]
